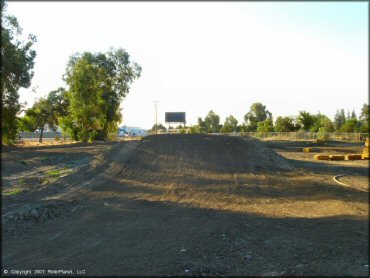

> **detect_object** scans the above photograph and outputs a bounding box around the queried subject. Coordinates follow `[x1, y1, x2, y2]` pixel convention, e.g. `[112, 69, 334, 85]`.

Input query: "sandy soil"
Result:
[1, 134, 369, 277]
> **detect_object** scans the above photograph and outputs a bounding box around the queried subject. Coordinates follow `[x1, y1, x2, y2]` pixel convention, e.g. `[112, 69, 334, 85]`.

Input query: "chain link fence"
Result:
[222, 132, 369, 142]
[18, 131, 369, 143]
[17, 132, 70, 142]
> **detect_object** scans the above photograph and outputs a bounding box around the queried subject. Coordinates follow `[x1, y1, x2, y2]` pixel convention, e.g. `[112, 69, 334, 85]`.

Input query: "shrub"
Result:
[189, 126, 200, 134]
[317, 128, 329, 140]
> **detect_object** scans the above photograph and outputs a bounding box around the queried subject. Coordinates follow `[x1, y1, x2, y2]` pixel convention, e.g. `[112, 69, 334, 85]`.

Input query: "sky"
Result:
[7, 1, 368, 129]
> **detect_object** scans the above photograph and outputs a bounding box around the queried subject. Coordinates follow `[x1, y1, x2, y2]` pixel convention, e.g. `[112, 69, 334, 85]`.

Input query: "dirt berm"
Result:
[2, 134, 368, 277]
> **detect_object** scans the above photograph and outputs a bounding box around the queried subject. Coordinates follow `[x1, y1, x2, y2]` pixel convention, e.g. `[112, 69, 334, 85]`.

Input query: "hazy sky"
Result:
[7, 1, 368, 129]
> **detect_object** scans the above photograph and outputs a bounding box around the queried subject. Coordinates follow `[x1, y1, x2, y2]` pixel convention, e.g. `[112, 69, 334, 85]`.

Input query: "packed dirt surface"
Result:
[2, 134, 369, 276]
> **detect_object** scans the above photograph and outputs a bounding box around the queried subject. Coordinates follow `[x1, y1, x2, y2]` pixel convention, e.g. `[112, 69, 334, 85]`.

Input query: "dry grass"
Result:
[14, 140, 78, 147]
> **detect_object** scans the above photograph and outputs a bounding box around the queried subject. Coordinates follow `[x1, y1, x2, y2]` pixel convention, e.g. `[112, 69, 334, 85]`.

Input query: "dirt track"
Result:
[2, 134, 369, 276]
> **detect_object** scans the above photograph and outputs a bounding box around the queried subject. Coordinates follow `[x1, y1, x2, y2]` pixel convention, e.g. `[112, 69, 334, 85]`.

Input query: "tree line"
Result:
[1, 0, 141, 143]
[151, 102, 370, 134]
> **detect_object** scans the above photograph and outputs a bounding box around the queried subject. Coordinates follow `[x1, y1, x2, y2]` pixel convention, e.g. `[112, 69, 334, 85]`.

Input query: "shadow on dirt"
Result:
[3, 195, 368, 277]
[282, 158, 369, 176]
[263, 140, 364, 150]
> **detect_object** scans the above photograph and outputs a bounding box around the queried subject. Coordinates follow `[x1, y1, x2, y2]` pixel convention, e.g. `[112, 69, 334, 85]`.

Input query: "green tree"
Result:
[257, 118, 274, 132]
[244, 102, 272, 131]
[238, 123, 249, 132]
[63, 48, 141, 142]
[1, 0, 37, 143]
[274, 116, 297, 132]
[340, 118, 360, 132]
[310, 114, 334, 132]
[197, 117, 207, 133]
[221, 115, 238, 133]
[189, 125, 200, 134]
[334, 109, 346, 131]
[151, 123, 166, 133]
[24, 88, 68, 142]
[204, 110, 220, 133]
[346, 110, 351, 121]
[359, 104, 369, 133]
[297, 111, 314, 131]
[18, 114, 37, 132]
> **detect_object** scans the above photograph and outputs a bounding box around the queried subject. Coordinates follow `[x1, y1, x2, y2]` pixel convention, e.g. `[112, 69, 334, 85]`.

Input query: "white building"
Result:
[118, 126, 148, 137]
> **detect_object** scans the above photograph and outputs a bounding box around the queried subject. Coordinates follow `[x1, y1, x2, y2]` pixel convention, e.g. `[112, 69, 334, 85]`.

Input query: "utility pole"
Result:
[152, 101, 160, 134]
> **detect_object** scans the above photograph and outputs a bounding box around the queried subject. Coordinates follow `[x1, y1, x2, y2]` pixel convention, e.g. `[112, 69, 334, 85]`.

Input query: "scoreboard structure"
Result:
[165, 112, 186, 125]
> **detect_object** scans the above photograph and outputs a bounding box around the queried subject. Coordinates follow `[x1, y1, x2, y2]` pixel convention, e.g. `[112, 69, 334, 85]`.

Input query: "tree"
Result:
[197, 117, 207, 133]
[1, 0, 37, 143]
[244, 102, 272, 131]
[238, 123, 249, 132]
[151, 123, 166, 133]
[274, 116, 297, 132]
[297, 111, 314, 131]
[346, 110, 351, 121]
[340, 118, 360, 133]
[189, 125, 200, 134]
[221, 115, 238, 133]
[334, 109, 346, 131]
[359, 103, 369, 133]
[310, 113, 334, 132]
[257, 118, 274, 132]
[18, 114, 37, 132]
[204, 110, 220, 133]
[24, 88, 68, 142]
[63, 48, 141, 142]
[351, 109, 357, 120]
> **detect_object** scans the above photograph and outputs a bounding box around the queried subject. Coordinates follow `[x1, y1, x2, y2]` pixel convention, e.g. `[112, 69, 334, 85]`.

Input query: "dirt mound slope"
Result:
[127, 134, 292, 176]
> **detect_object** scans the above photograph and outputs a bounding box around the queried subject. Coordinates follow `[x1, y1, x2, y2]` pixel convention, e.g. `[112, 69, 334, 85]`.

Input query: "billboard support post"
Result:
[165, 112, 186, 133]
[152, 101, 160, 134]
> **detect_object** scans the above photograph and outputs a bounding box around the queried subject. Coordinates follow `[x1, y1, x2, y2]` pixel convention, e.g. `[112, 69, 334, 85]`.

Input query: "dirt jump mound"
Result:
[136, 134, 292, 175]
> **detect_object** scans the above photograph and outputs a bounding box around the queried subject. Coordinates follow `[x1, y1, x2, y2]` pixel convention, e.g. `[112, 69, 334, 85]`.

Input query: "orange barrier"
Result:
[345, 154, 363, 160]
[329, 155, 345, 161]
[314, 154, 330, 160]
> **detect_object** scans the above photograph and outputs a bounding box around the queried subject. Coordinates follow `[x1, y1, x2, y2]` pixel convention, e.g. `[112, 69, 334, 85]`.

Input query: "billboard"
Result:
[165, 112, 186, 123]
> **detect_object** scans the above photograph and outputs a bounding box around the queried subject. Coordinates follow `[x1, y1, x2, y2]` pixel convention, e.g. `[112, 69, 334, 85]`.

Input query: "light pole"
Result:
[152, 101, 160, 134]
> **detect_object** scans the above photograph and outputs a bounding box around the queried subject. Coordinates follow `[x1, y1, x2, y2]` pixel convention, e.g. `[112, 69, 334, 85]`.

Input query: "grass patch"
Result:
[20, 160, 28, 165]
[40, 156, 51, 162]
[6, 188, 23, 195]
[47, 169, 62, 177]
[42, 178, 51, 185]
